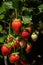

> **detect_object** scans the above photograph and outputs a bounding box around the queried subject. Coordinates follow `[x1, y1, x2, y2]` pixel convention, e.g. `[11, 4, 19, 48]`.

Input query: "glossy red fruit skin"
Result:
[9, 54, 20, 63]
[12, 19, 22, 34]
[21, 30, 30, 40]
[26, 45, 32, 53]
[1, 45, 11, 56]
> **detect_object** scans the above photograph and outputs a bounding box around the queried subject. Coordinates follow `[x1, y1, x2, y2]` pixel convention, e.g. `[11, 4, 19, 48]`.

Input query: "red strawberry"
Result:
[26, 44, 32, 53]
[1, 45, 11, 56]
[20, 60, 27, 65]
[9, 54, 20, 63]
[12, 19, 22, 34]
[21, 30, 30, 40]
[14, 41, 20, 48]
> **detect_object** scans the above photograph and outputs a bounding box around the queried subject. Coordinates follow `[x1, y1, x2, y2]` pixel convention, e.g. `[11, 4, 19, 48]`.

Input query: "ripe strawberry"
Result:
[20, 60, 27, 65]
[1, 45, 11, 56]
[9, 54, 20, 63]
[12, 19, 22, 34]
[14, 41, 20, 48]
[26, 44, 32, 53]
[21, 30, 30, 40]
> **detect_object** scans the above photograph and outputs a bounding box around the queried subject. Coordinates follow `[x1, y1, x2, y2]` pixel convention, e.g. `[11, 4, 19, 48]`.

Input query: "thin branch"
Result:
[15, 9, 17, 19]
[2, 20, 9, 25]
[4, 56, 8, 65]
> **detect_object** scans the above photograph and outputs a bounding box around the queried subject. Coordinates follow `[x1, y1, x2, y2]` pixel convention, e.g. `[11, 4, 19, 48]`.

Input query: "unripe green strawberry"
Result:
[31, 32, 38, 42]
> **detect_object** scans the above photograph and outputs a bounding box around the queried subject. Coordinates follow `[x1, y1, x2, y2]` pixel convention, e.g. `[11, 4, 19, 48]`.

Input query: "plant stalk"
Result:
[15, 9, 17, 19]
[4, 56, 8, 65]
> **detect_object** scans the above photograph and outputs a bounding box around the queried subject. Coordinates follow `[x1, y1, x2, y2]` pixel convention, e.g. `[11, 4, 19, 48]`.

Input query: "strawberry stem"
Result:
[9, 17, 11, 35]
[15, 9, 17, 19]
[9, 23, 10, 34]
[4, 56, 8, 65]
[1, 20, 9, 25]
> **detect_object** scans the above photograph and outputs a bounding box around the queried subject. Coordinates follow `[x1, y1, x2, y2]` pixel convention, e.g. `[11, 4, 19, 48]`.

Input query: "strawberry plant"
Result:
[0, 0, 43, 65]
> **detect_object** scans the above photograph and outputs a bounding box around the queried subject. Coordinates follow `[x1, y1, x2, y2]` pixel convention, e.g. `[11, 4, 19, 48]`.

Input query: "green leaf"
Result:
[39, 21, 43, 29]
[38, 4, 43, 12]
[28, 8, 33, 12]
[13, 0, 20, 9]
[21, 0, 25, 2]
[0, 1, 13, 14]
[0, 14, 5, 19]
[0, 2, 6, 14]
[22, 16, 32, 24]
[0, 25, 3, 32]
[0, 55, 3, 58]
[0, 36, 5, 43]
[7, 0, 11, 1]
[22, 7, 33, 12]
[4, 1, 13, 9]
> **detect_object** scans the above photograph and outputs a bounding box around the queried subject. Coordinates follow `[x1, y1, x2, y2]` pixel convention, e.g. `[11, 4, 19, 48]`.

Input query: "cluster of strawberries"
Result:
[1, 19, 39, 65]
